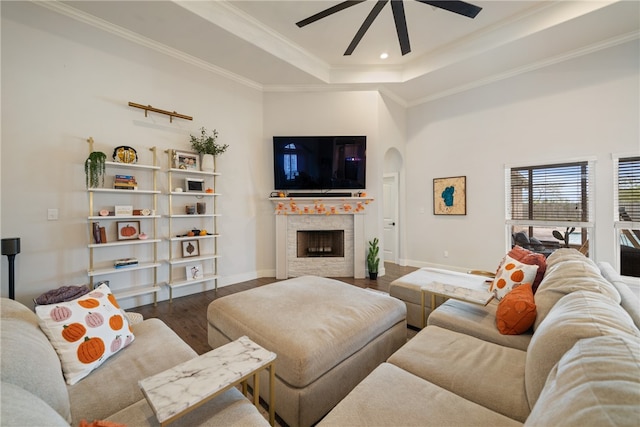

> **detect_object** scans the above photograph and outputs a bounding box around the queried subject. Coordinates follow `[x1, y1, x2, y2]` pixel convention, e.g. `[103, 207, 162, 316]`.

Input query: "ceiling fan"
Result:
[296, 0, 482, 56]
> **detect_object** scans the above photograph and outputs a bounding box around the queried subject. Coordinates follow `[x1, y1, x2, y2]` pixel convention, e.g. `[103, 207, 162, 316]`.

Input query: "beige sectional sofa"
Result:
[0, 298, 269, 427]
[320, 249, 640, 426]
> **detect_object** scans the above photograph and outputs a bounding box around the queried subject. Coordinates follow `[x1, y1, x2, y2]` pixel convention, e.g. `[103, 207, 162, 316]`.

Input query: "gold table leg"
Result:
[269, 363, 276, 426]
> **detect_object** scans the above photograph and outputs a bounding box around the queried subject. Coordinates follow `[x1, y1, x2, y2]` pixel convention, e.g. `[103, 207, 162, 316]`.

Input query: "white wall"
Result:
[1, 2, 265, 308]
[263, 91, 405, 275]
[405, 40, 640, 273]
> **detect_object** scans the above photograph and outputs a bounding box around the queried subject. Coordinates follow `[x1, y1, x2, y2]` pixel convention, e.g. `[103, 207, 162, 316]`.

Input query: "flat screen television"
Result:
[273, 136, 366, 191]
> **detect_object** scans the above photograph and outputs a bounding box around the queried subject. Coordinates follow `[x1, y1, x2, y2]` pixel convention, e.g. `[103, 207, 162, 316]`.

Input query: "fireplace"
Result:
[297, 230, 345, 258]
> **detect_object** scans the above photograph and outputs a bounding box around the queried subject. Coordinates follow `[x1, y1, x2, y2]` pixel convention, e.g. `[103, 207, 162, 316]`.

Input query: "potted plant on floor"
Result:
[190, 127, 229, 173]
[367, 237, 380, 280]
[84, 151, 107, 188]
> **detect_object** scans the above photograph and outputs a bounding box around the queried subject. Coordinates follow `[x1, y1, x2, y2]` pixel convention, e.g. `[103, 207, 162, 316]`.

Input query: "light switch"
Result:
[47, 208, 58, 220]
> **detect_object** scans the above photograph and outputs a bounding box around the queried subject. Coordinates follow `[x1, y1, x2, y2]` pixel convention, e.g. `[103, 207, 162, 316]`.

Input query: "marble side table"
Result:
[418, 268, 494, 327]
[139, 335, 277, 426]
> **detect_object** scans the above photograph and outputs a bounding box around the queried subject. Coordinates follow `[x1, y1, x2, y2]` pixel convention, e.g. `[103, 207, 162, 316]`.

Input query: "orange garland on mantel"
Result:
[271, 197, 373, 215]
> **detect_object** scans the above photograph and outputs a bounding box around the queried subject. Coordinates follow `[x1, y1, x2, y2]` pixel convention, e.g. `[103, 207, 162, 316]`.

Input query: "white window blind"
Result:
[510, 162, 589, 222]
[618, 156, 640, 222]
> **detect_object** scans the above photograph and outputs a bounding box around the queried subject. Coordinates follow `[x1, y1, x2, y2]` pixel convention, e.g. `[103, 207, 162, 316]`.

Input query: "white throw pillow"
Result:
[489, 254, 539, 300]
[35, 284, 134, 385]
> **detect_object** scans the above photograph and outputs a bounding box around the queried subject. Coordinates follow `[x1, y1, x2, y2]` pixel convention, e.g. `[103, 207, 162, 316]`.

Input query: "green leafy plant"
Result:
[84, 151, 107, 188]
[367, 237, 380, 275]
[552, 227, 575, 248]
[190, 127, 228, 156]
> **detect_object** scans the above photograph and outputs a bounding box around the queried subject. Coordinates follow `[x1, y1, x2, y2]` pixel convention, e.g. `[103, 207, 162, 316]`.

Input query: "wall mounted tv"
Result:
[273, 136, 366, 191]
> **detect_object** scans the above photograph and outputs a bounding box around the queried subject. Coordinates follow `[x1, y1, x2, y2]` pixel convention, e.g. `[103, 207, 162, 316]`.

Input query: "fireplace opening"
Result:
[297, 230, 345, 258]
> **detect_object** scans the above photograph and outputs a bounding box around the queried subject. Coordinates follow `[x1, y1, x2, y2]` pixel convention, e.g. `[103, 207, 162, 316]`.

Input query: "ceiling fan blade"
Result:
[391, 0, 411, 55]
[416, 0, 482, 19]
[345, 0, 388, 55]
[296, 0, 367, 28]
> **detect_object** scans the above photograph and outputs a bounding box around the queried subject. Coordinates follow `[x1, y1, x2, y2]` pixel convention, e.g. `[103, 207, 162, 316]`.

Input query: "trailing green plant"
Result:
[84, 151, 107, 188]
[367, 237, 380, 274]
[190, 127, 228, 156]
[552, 227, 575, 248]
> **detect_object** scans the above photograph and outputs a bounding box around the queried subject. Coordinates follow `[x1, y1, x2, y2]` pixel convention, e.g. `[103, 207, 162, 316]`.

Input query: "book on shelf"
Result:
[115, 174, 136, 180]
[99, 227, 107, 243]
[114, 258, 138, 268]
[92, 222, 101, 244]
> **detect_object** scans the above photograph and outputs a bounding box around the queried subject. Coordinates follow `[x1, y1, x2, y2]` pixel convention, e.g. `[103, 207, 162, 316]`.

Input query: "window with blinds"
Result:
[616, 156, 640, 277]
[618, 156, 640, 222]
[510, 162, 589, 222]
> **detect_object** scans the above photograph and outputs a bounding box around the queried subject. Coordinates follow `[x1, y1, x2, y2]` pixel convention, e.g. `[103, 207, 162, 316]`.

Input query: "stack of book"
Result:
[92, 222, 107, 244]
[114, 174, 137, 190]
[114, 258, 138, 268]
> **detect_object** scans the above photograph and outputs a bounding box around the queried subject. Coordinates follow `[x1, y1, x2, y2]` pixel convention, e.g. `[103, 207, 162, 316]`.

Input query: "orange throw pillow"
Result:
[496, 283, 537, 335]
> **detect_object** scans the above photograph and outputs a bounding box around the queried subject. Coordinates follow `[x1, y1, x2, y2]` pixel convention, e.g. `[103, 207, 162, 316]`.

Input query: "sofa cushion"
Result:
[496, 283, 536, 335]
[388, 325, 530, 422]
[0, 298, 72, 423]
[35, 284, 134, 385]
[318, 362, 521, 427]
[545, 247, 599, 269]
[489, 254, 538, 300]
[525, 291, 640, 409]
[0, 381, 69, 427]
[107, 387, 270, 427]
[68, 318, 197, 426]
[533, 254, 620, 331]
[525, 335, 640, 427]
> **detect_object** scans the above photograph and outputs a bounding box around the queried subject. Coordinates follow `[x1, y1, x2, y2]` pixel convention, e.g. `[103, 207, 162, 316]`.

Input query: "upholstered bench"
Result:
[207, 276, 407, 427]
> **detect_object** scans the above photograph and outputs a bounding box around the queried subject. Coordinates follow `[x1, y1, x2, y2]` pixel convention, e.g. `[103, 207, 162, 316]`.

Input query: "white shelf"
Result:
[113, 284, 162, 300]
[88, 239, 161, 249]
[88, 262, 162, 277]
[89, 188, 161, 195]
[167, 273, 220, 289]
[167, 254, 220, 265]
[168, 214, 220, 218]
[169, 234, 220, 242]
[170, 191, 219, 196]
[88, 215, 160, 220]
[106, 161, 161, 171]
[169, 168, 221, 176]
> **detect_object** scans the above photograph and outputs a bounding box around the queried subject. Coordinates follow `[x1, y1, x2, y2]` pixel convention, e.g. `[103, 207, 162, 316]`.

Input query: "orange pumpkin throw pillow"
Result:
[496, 283, 537, 335]
[35, 284, 134, 385]
[489, 254, 539, 300]
[508, 245, 547, 293]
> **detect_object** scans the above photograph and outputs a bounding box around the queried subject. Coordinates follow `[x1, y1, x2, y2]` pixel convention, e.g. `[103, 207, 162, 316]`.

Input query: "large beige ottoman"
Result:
[207, 276, 407, 427]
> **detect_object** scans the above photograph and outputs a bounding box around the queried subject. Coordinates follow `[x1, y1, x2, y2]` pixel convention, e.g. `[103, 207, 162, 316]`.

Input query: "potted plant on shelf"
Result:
[190, 127, 229, 173]
[84, 151, 107, 188]
[367, 237, 380, 280]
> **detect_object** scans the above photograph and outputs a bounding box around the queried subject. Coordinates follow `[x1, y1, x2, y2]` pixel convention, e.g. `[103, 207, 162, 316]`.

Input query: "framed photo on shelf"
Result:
[116, 221, 140, 240]
[172, 150, 199, 171]
[182, 240, 200, 258]
[433, 176, 467, 215]
[185, 263, 203, 281]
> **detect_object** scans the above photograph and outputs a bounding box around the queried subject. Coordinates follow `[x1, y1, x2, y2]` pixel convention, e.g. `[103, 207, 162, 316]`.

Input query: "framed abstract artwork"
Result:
[433, 176, 466, 215]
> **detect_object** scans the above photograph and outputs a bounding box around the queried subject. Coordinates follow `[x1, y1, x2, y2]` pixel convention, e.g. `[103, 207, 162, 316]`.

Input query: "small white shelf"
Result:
[167, 254, 221, 265]
[168, 214, 220, 218]
[169, 168, 221, 176]
[88, 215, 160, 220]
[170, 191, 220, 197]
[106, 161, 161, 171]
[169, 234, 220, 242]
[88, 239, 161, 249]
[88, 262, 162, 277]
[167, 273, 220, 289]
[89, 188, 161, 195]
[113, 284, 162, 300]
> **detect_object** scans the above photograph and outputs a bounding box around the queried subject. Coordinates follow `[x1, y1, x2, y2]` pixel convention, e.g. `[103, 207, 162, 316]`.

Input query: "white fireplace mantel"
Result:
[271, 197, 373, 279]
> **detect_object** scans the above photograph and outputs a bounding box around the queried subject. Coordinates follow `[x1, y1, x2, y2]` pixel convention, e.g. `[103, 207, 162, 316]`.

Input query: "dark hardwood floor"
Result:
[134, 262, 418, 355]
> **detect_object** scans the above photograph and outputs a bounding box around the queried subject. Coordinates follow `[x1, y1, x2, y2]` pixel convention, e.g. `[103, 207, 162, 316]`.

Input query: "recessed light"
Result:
[380, 52, 389, 59]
